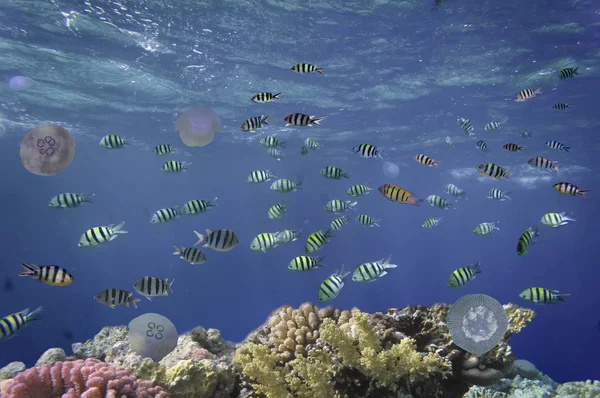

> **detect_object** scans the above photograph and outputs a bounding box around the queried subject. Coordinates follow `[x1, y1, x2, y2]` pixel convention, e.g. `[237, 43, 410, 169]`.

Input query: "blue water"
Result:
[1, 0, 599, 386]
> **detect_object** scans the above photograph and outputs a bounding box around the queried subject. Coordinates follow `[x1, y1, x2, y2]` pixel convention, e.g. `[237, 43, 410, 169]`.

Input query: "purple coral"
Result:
[1, 358, 167, 398]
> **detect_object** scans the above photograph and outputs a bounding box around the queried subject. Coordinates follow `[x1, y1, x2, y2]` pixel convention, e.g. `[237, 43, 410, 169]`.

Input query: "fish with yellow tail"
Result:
[476, 163, 511, 180]
[318, 266, 350, 303]
[519, 287, 569, 304]
[517, 226, 539, 256]
[19, 263, 74, 287]
[553, 182, 589, 198]
[0, 307, 43, 341]
[378, 184, 423, 206]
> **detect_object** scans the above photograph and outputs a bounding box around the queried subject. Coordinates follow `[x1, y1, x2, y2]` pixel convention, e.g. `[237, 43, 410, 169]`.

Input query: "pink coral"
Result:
[0, 358, 167, 398]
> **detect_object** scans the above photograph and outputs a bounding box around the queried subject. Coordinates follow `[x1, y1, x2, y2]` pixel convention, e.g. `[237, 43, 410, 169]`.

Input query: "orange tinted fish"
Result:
[378, 184, 423, 206]
[414, 154, 440, 167]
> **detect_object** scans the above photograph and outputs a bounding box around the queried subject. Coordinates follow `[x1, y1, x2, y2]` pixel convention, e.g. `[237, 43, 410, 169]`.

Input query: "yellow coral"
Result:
[233, 343, 291, 398]
[503, 304, 535, 336]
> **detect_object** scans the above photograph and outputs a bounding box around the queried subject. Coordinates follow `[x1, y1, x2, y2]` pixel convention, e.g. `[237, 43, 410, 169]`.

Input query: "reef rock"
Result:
[0, 362, 26, 381]
[35, 347, 67, 366]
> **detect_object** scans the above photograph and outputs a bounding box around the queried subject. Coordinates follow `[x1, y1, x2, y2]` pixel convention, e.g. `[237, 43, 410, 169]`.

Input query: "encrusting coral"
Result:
[0, 358, 167, 397]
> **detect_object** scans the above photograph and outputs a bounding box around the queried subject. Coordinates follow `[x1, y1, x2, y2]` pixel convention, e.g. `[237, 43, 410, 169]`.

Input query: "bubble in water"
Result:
[383, 161, 399, 178]
[8, 76, 34, 91]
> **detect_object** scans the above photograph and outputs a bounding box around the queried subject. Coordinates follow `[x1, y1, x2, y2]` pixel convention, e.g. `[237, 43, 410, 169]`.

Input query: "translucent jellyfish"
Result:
[383, 161, 399, 178]
[128, 313, 177, 362]
[175, 106, 222, 147]
[8, 76, 34, 91]
[447, 294, 508, 355]
[20, 125, 75, 176]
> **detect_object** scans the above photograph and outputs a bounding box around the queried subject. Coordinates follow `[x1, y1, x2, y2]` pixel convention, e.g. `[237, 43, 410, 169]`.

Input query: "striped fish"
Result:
[352, 255, 397, 282]
[422, 217, 442, 229]
[180, 198, 218, 215]
[49, 193, 95, 208]
[288, 256, 326, 272]
[426, 195, 452, 210]
[304, 138, 319, 150]
[353, 144, 382, 159]
[241, 115, 270, 132]
[250, 233, 280, 252]
[520, 130, 532, 138]
[503, 143, 525, 152]
[457, 118, 474, 136]
[194, 229, 239, 252]
[553, 103, 571, 110]
[318, 267, 350, 303]
[378, 184, 423, 206]
[546, 140, 570, 152]
[94, 289, 140, 309]
[151, 207, 179, 224]
[553, 182, 589, 198]
[444, 184, 467, 199]
[487, 188, 511, 201]
[476, 163, 511, 180]
[484, 121, 501, 131]
[270, 178, 302, 193]
[528, 157, 559, 171]
[520, 287, 569, 304]
[162, 160, 191, 172]
[330, 216, 349, 231]
[0, 307, 42, 341]
[99, 134, 128, 149]
[260, 136, 286, 148]
[246, 169, 277, 183]
[541, 212, 576, 228]
[414, 154, 439, 167]
[19, 263, 74, 287]
[78, 222, 128, 248]
[291, 63, 324, 75]
[356, 214, 380, 227]
[324, 199, 357, 214]
[559, 67, 578, 79]
[268, 203, 287, 220]
[517, 226, 539, 256]
[476, 140, 488, 152]
[283, 113, 324, 127]
[320, 166, 349, 179]
[133, 276, 174, 301]
[305, 229, 334, 254]
[300, 146, 308, 155]
[153, 144, 177, 155]
[515, 88, 542, 102]
[267, 147, 284, 160]
[347, 184, 372, 197]
[276, 229, 301, 244]
[448, 263, 481, 288]
[173, 246, 207, 264]
[474, 222, 500, 236]
[251, 92, 281, 103]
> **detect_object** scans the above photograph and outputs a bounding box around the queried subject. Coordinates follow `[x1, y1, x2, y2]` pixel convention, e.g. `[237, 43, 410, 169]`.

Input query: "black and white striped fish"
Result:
[515, 88, 542, 102]
[153, 144, 177, 155]
[180, 198, 218, 215]
[487, 188, 511, 201]
[284, 113, 324, 127]
[320, 166, 349, 179]
[353, 144, 382, 159]
[241, 115, 270, 132]
[318, 267, 350, 302]
[528, 157, 559, 171]
[300, 146, 309, 155]
[246, 169, 277, 183]
[173, 246, 207, 264]
[457, 118, 474, 136]
[476, 140, 488, 151]
[520, 287, 569, 304]
[19, 263, 74, 287]
[448, 263, 481, 288]
[347, 184, 372, 197]
[356, 214, 380, 227]
[260, 136, 286, 148]
[270, 178, 302, 193]
[324, 199, 357, 213]
[276, 229, 301, 244]
[476, 163, 511, 180]
[288, 256, 326, 272]
[267, 148, 284, 160]
[162, 160, 191, 172]
[520, 130, 532, 138]
[559, 67, 578, 79]
[291, 63, 324, 75]
[351, 255, 397, 283]
[78, 222, 128, 248]
[553, 103, 571, 110]
[426, 195, 452, 209]
[49, 193, 95, 208]
[251, 92, 281, 103]
[517, 226, 539, 256]
[0, 307, 42, 341]
[304, 138, 320, 150]
[330, 216, 349, 231]
[445, 184, 467, 199]
[268, 203, 287, 220]
[546, 140, 570, 152]
[99, 134, 128, 149]
[133, 276, 174, 301]
[484, 121, 501, 131]
[151, 207, 179, 224]
[193, 229, 239, 252]
[94, 288, 140, 309]
[305, 229, 334, 254]
[473, 221, 500, 236]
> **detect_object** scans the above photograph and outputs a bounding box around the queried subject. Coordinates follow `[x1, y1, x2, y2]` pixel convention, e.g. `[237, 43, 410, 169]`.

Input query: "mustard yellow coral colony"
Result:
[233, 302, 535, 398]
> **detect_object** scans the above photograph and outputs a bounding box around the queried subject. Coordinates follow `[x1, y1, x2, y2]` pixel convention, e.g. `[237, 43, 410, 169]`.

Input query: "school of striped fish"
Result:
[0, 64, 583, 340]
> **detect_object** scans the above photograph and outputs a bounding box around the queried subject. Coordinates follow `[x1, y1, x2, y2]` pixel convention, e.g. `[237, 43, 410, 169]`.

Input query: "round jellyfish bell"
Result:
[9, 76, 34, 91]
[20, 125, 75, 176]
[175, 106, 222, 147]
[383, 161, 399, 178]
[128, 313, 178, 362]
[447, 293, 509, 356]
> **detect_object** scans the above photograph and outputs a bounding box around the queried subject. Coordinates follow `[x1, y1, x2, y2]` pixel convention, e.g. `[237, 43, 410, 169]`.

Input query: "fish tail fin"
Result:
[579, 189, 590, 198]
[113, 222, 128, 234]
[19, 262, 38, 277]
[25, 306, 43, 322]
[311, 117, 325, 126]
[573, 67, 579, 75]
[316, 67, 325, 75]
[563, 146, 571, 152]
[273, 93, 281, 99]
[535, 88, 543, 94]
[81, 193, 95, 203]
[556, 293, 570, 302]
[505, 192, 512, 200]
[193, 230, 205, 246]
[262, 115, 270, 125]
[210, 197, 219, 206]
[411, 197, 424, 207]
[280, 141, 286, 148]
[168, 279, 175, 293]
[433, 161, 440, 167]
[565, 212, 576, 222]
[504, 172, 512, 179]
[173, 246, 182, 255]
[130, 298, 141, 308]
[472, 262, 482, 275]
[317, 257, 326, 267]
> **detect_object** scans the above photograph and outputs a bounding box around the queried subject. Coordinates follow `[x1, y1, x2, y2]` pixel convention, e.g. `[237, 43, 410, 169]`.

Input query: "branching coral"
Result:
[0, 358, 167, 398]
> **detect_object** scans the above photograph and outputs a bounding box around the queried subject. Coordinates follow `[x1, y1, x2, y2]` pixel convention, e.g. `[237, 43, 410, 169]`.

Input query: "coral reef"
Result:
[0, 358, 167, 397]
